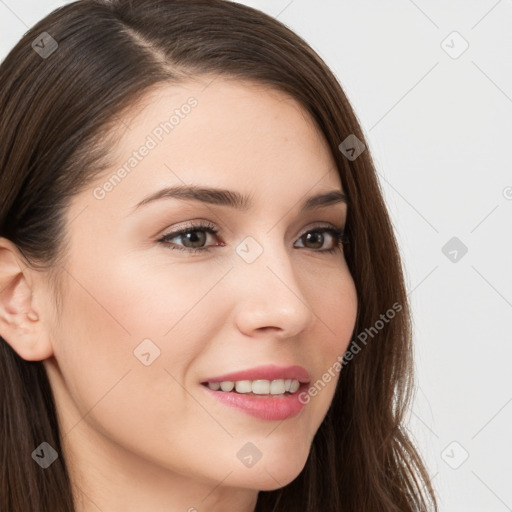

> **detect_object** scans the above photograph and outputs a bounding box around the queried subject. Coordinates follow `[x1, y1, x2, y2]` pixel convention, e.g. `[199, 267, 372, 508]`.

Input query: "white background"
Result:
[1, 1, 511, 510]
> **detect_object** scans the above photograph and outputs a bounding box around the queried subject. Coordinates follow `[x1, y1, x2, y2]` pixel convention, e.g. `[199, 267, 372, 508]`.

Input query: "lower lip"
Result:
[201, 383, 309, 421]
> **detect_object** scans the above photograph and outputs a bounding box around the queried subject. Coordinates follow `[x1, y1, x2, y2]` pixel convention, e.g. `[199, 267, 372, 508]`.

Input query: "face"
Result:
[40, 77, 358, 496]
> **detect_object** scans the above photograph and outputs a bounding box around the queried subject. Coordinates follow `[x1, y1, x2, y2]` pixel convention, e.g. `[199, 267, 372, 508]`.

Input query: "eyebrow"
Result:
[131, 185, 347, 214]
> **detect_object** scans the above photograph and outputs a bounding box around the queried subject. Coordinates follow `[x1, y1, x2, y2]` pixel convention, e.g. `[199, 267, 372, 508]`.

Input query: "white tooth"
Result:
[252, 380, 270, 394]
[289, 380, 300, 393]
[220, 381, 235, 392]
[270, 379, 286, 394]
[235, 380, 252, 393]
[217, 378, 299, 394]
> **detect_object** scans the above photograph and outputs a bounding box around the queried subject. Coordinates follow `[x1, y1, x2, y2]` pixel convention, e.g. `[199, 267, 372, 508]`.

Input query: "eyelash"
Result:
[157, 221, 348, 255]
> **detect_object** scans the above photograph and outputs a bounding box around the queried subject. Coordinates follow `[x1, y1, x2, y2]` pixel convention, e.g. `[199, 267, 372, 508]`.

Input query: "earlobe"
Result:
[0, 237, 54, 361]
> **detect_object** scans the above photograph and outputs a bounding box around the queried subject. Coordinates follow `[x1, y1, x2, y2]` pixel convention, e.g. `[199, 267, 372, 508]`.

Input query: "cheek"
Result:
[62, 250, 216, 353]
[332, 281, 358, 360]
[305, 261, 358, 356]
[50, 268, 207, 468]
[300, 268, 358, 416]
[51, 254, 213, 429]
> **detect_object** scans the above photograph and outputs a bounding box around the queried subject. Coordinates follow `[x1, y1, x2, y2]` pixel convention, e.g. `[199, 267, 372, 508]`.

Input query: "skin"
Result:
[0, 76, 358, 512]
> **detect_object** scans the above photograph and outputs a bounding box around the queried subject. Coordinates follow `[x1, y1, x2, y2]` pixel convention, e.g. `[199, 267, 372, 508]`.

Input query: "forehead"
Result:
[71, 76, 342, 219]
[118, 76, 332, 155]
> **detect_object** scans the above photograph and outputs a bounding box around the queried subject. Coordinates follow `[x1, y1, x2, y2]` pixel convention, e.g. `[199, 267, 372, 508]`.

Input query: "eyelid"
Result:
[159, 220, 218, 238]
[297, 221, 344, 236]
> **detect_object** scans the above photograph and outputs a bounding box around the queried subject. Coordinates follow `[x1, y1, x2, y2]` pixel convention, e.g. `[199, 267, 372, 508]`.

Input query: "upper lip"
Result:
[202, 364, 310, 384]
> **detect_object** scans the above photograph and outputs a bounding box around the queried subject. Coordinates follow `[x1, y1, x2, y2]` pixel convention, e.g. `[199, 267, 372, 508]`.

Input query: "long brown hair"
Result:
[0, 1, 438, 510]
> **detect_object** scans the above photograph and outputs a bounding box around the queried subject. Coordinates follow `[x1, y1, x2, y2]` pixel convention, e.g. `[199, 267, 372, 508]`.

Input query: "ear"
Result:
[0, 237, 54, 361]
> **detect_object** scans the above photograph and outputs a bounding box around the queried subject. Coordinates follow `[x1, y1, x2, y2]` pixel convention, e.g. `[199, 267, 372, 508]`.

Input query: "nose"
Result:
[230, 237, 317, 339]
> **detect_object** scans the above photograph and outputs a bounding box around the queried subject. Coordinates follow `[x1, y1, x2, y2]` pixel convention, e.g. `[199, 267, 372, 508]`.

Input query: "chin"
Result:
[227, 453, 309, 491]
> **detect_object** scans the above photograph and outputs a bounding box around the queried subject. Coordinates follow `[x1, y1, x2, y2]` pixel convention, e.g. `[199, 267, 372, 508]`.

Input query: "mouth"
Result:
[200, 379, 310, 421]
[200, 364, 310, 397]
[199, 365, 311, 420]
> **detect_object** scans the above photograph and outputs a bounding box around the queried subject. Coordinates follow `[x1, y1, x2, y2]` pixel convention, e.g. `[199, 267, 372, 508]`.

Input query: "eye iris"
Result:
[305, 231, 324, 249]
[182, 231, 207, 248]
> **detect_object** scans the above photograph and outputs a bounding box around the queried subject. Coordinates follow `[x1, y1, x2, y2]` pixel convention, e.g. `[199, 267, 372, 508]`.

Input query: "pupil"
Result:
[184, 231, 206, 248]
[306, 232, 323, 249]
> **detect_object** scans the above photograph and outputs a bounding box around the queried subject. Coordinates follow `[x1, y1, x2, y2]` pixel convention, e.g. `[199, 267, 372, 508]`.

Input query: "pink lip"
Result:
[200, 364, 311, 421]
[201, 364, 311, 384]
[201, 382, 309, 421]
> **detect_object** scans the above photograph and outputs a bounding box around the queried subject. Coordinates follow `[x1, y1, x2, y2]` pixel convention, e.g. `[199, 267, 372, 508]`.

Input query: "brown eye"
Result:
[158, 222, 220, 253]
[295, 227, 346, 253]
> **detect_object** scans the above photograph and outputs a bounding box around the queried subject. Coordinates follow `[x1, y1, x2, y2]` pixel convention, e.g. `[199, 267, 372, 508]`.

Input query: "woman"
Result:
[0, 0, 438, 510]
